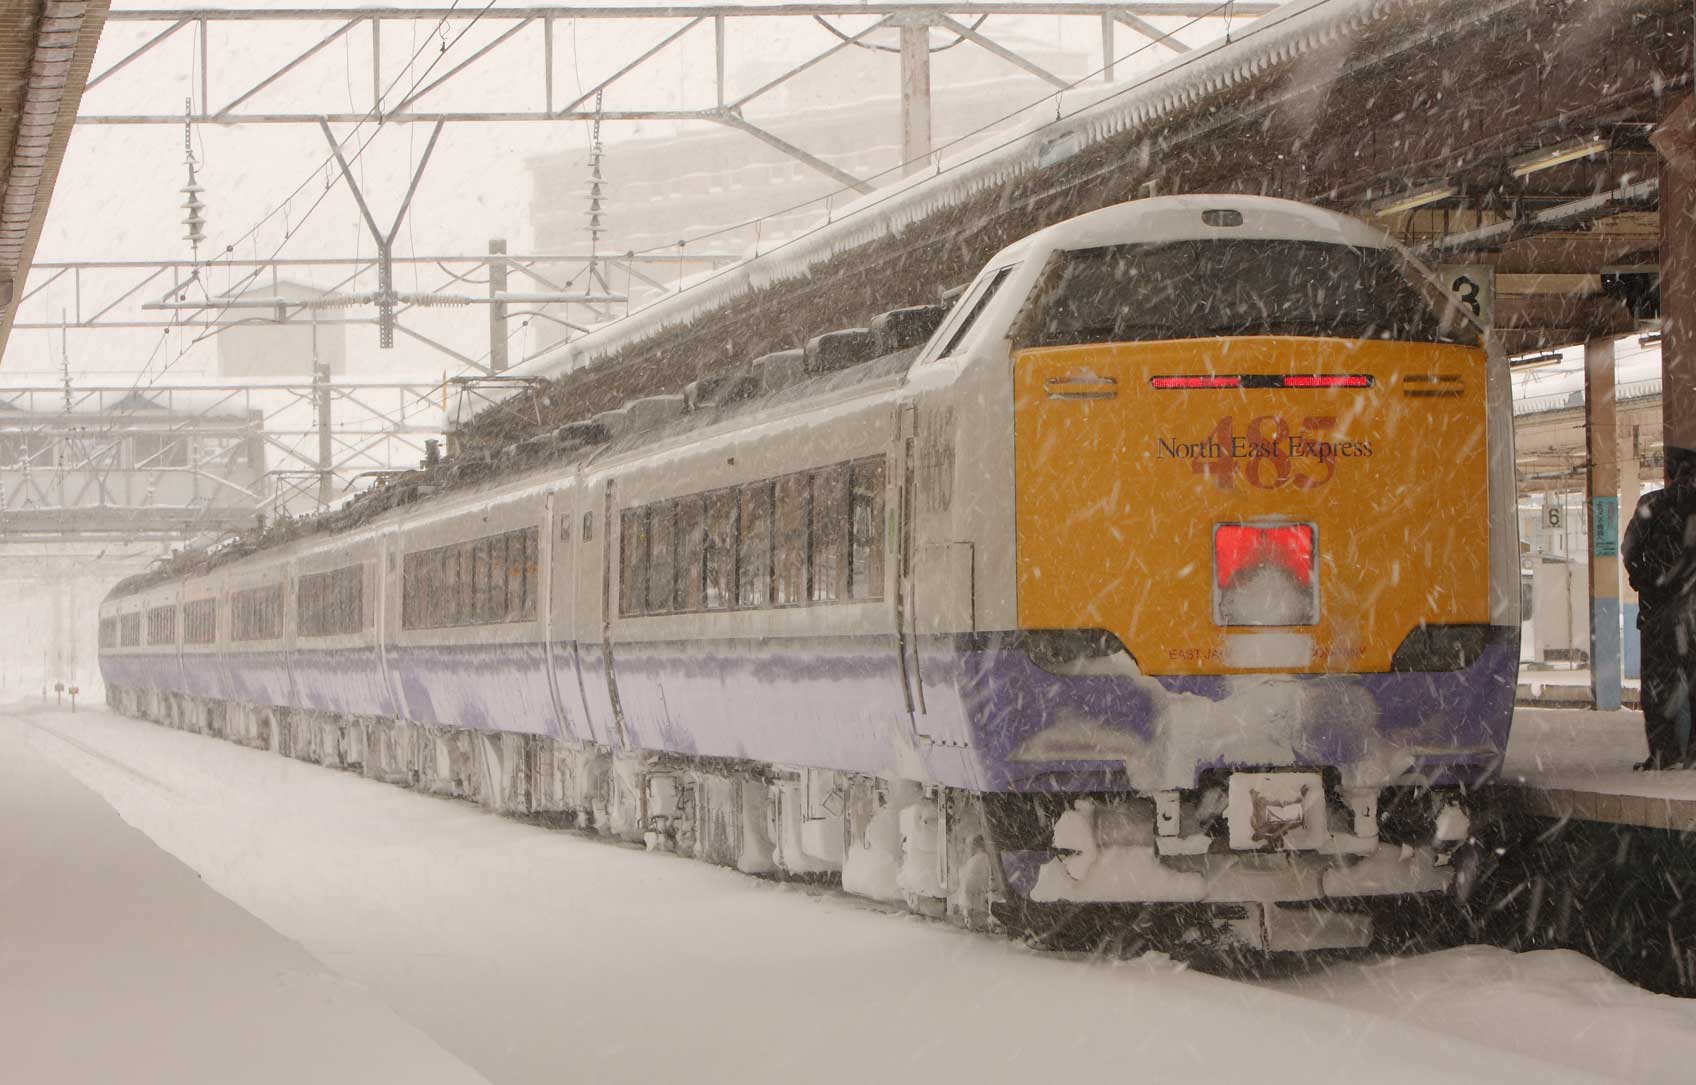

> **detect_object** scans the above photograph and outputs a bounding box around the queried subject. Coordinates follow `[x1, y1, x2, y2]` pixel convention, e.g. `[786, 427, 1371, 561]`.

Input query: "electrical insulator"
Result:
[182, 162, 207, 250]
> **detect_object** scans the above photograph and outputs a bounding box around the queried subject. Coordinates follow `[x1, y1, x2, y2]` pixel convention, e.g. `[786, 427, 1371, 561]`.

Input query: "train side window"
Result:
[678, 496, 706, 611]
[936, 265, 1016, 360]
[299, 566, 363, 637]
[738, 482, 773, 608]
[582, 511, 593, 541]
[344, 566, 363, 634]
[504, 531, 525, 621]
[450, 546, 466, 626]
[183, 599, 215, 643]
[471, 539, 490, 623]
[231, 584, 284, 641]
[527, 527, 542, 620]
[488, 535, 510, 621]
[810, 464, 849, 603]
[424, 551, 443, 629]
[772, 474, 808, 606]
[648, 501, 679, 613]
[147, 605, 177, 645]
[849, 459, 887, 600]
[704, 490, 737, 610]
[619, 509, 645, 615]
[444, 546, 463, 626]
[432, 550, 450, 627]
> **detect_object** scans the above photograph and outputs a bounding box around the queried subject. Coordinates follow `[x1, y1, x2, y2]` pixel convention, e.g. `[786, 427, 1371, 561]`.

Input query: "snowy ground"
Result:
[11, 703, 1696, 1084]
[0, 713, 487, 1084]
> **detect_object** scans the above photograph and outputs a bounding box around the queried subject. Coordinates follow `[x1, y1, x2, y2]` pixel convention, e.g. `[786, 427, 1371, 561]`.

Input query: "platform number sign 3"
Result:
[1438, 264, 1495, 326]
[1451, 274, 1482, 317]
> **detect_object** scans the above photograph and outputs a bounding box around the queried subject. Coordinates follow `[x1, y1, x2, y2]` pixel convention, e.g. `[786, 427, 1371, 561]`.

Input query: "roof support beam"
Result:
[1114, 11, 1189, 52]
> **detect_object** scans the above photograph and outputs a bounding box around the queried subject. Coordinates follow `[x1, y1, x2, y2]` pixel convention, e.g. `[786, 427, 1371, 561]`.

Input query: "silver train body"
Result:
[100, 196, 1519, 952]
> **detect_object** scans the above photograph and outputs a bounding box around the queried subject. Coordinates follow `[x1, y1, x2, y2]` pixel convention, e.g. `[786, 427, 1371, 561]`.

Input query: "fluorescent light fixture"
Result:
[1370, 181, 1457, 217]
[1509, 136, 1610, 178]
[1509, 351, 1564, 370]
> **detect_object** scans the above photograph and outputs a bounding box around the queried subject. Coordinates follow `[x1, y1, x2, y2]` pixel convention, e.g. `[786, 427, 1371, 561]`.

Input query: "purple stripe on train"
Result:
[102, 633, 1514, 794]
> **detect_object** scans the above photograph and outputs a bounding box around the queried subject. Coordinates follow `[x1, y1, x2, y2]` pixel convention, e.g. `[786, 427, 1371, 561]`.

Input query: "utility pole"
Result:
[489, 239, 509, 373]
[313, 312, 332, 509]
[898, 20, 933, 176]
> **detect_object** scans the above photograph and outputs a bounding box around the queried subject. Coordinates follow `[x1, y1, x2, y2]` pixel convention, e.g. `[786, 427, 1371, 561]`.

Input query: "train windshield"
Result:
[1013, 239, 1479, 349]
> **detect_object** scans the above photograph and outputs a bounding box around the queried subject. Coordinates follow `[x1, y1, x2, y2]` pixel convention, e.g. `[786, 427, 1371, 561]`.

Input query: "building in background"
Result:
[216, 281, 348, 379]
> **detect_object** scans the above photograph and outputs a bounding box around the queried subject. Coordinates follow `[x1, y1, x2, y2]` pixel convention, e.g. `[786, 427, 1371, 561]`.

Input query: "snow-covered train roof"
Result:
[518, 0, 1405, 380]
[985, 194, 1393, 266]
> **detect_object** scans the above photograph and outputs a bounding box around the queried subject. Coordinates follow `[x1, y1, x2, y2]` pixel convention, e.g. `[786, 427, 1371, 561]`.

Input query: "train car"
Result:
[99, 195, 1517, 953]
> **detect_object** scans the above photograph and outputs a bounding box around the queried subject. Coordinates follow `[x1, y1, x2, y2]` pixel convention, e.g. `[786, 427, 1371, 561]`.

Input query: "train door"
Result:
[375, 528, 400, 718]
[598, 477, 629, 749]
[895, 402, 925, 719]
[542, 484, 596, 743]
[897, 388, 977, 747]
[281, 555, 302, 711]
[540, 488, 568, 732]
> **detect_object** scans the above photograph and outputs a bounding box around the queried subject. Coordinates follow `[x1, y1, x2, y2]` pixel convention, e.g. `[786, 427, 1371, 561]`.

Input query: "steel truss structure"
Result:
[81, 5, 1272, 184]
[14, 247, 740, 368]
[0, 379, 446, 540]
[24, 2, 1271, 370]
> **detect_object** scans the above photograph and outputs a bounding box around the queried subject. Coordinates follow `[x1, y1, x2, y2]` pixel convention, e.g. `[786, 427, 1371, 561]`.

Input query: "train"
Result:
[99, 195, 1519, 953]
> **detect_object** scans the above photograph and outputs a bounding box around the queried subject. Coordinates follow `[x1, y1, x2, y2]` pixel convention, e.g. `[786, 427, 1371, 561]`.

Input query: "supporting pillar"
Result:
[1652, 97, 1696, 479]
[488, 239, 509, 374]
[314, 360, 332, 510]
[1620, 418, 1643, 680]
[1585, 337, 1622, 710]
[1100, 14, 1115, 82]
[899, 23, 932, 176]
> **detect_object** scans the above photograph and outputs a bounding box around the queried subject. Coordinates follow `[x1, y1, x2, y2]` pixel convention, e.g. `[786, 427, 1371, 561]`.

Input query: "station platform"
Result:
[0, 708, 488, 1084]
[1504, 707, 1696, 832]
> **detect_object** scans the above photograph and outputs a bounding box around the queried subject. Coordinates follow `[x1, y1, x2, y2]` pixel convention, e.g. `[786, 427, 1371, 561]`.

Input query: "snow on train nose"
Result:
[1212, 523, 1317, 627]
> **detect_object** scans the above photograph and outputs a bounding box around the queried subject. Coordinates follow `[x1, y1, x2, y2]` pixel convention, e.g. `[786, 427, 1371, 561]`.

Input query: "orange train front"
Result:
[906, 196, 1519, 947]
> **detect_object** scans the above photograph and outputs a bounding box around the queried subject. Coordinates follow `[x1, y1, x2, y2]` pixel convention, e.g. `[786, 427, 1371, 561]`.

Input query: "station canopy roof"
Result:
[0, 0, 108, 358]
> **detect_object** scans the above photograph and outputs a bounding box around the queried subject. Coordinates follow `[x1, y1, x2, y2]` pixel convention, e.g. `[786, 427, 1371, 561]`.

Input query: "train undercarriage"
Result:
[104, 682, 1482, 957]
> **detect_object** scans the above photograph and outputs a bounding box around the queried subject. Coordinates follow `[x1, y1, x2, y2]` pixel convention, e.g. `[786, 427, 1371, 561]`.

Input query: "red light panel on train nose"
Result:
[1150, 375, 1241, 389]
[1281, 375, 1373, 388]
[1150, 374, 1373, 390]
[1214, 524, 1318, 627]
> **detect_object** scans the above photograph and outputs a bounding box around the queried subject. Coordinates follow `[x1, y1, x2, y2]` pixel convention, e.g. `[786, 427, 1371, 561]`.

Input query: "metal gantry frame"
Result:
[74, 5, 1272, 210]
[22, 3, 1269, 365]
[82, 5, 1271, 129]
[8, 3, 1276, 542]
[13, 248, 739, 368]
[0, 379, 449, 539]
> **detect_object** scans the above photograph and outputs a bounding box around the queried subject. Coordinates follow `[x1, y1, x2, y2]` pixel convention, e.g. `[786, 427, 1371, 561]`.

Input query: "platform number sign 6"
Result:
[1451, 274, 1482, 317]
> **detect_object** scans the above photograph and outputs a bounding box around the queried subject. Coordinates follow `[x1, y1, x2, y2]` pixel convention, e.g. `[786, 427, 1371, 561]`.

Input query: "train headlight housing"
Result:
[1213, 523, 1318, 627]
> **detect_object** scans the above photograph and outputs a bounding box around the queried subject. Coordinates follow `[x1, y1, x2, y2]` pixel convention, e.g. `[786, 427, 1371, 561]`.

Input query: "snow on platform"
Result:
[19, 705, 1696, 1084]
[1518, 668, 1642, 709]
[1505, 707, 1696, 831]
[0, 708, 489, 1085]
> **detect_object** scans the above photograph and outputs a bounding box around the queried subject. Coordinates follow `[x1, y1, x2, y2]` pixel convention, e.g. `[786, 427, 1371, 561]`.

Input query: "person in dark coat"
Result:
[1623, 461, 1696, 768]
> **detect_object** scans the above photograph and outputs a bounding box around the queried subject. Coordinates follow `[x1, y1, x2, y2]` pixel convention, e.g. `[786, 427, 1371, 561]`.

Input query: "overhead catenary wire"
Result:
[513, 2, 1249, 358]
[119, 0, 506, 412]
[521, 0, 1273, 363]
